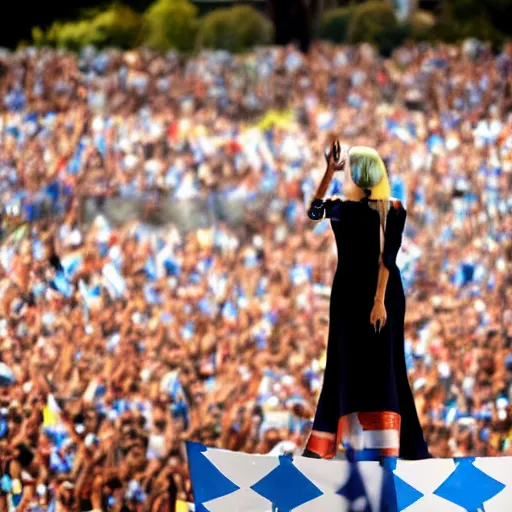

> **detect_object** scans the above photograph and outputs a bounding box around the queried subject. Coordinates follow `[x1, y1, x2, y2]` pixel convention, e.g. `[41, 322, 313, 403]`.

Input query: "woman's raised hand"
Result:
[310, 140, 347, 207]
[324, 140, 347, 172]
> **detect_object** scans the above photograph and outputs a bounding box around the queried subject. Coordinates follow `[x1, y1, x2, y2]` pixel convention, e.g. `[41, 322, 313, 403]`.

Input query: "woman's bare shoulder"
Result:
[389, 197, 405, 210]
[326, 195, 346, 202]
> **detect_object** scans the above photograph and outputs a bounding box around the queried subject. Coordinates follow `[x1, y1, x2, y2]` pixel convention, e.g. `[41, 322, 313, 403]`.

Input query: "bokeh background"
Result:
[0, 1, 512, 511]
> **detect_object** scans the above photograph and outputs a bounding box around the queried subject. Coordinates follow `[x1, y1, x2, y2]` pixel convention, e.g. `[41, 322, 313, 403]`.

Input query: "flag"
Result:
[161, 371, 186, 403]
[186, 443, 511, 511]
[78, 280, 102, 310]
[102, 263, 126, 299]
[290, 266, 310, 287]
[255, 109, 294, 131]
[222, 301, 238, 323]
[176, 500, 195, 511]
[51, 271, 74, 298]
[0, 362, 14, 387]
[9, 222, 29, 244]
[60, 252, 83, 278]
[316, 111, 335, 131]
[43, 394, 62, 428]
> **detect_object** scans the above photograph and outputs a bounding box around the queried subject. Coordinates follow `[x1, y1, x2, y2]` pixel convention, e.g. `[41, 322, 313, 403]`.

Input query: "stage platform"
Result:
[186, 442, 512, 511]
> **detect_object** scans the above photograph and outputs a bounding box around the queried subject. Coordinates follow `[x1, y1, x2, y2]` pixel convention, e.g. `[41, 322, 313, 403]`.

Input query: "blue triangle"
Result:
[434, 459, 505, 511]
[453, 457, 476, 465]
[380, 466, 398, 512]
[381, 457, 398, 472]
[251, 454, 323, 511]
[337, 462, 372, 512]
[393, 474, 424, 511]
[186, 442, 240, 505]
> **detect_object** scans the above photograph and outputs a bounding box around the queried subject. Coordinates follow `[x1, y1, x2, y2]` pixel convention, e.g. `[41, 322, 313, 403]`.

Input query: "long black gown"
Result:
[308, 198, 430, 460]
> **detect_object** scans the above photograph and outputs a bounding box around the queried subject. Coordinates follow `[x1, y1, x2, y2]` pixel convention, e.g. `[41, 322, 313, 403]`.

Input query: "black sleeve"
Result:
[382, 204, 407, 270]
[307, 198, 343, 221]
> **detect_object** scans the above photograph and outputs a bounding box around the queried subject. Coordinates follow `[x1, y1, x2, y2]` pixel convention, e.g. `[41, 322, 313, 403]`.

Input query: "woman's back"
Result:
[326, 201, 384, 316]
[331, 201, 381, 278]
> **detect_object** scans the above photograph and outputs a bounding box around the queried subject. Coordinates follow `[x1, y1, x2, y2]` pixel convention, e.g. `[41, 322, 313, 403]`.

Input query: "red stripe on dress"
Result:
[305, 434, 337, 459]
[357, 412, 401, 431]
[379, 447, 400, 457]
[336, 416, 352, 446]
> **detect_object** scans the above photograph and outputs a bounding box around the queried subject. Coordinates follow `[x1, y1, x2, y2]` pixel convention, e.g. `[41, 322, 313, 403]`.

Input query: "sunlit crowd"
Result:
[0, 39, 511, 511]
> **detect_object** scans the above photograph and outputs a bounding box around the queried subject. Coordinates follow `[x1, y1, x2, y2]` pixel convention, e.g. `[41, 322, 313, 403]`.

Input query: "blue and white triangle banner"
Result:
[186, 443, 512, 511]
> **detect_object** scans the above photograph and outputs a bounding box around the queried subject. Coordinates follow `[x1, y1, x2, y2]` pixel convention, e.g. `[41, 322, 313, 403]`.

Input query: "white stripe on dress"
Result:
[363, 429, 400, 449]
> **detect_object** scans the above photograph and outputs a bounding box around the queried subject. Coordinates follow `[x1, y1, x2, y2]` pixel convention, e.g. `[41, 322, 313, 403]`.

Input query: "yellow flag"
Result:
[175, 500, 190, 512]
[43, 394, 61, 427]
[255, 109, 294, 131]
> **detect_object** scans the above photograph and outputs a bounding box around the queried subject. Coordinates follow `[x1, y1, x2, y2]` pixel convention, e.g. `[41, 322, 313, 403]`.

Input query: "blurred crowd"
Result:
[0, 39, 512, 511]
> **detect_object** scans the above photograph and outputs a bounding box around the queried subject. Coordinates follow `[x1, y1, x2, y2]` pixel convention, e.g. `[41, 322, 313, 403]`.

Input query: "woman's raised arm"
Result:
[308, 140, 346, 220]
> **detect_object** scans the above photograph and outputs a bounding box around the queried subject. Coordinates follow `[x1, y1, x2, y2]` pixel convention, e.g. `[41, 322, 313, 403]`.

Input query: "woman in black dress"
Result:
[304, 142, 430, 461]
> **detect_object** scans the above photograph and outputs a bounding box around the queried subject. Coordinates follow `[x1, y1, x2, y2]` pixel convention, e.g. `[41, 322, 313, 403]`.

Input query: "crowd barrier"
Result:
[186, 442, 512, 511]
[82, 192, 273, 231]
[3, 190, 272, 234]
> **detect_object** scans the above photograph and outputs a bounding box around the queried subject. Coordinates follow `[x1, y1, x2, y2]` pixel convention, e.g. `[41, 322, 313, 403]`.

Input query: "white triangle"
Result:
[293, 456, 350, 492]
[394, 458, 456, 495]
[204, 448, 280, 489]
[473, 457, 511, 512]
[202, 488, 273, 512]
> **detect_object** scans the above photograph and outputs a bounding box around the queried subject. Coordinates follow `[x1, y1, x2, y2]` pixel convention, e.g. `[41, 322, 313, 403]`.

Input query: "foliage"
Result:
[197, 9, 234, 51]
[45, 21, 95, 50]
[347, 1, 397, 44]
[443, 0, 506, 46]
[452, 20, 504, 47]
[377, 23, 411, 57]
[29, 0, 512, 54]
[197, 5, 273, 52]
[89, 4, 142, 49]
[409, 9, 436, 39]
[31, 27, 46, 47]
[40, 4, 142, 50]
[317, 7, 353, 44]
[230, 6, 274, 51]
[142, 0, 199, 52]
[313, 2, 413, 54]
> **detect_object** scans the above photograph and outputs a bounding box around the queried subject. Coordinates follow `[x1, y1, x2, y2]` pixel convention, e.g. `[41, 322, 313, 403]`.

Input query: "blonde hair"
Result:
[348, 146, 391, 254]
[348, 146, 390, 200]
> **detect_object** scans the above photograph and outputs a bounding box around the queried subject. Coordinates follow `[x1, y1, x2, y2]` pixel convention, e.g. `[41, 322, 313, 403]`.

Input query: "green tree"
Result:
[41, 4, 142, 50]
[45, 20, 94, 50]
[142, 0, 199, 52]
[230, 6, 274, 50]
[32, 27, 46, 47]
[409, 9, 435, 39]
[89, 3, 142, 49]
[317, 7, 353, 43]
[197, 5, 273, 52]
[346, 1, 397, 44]
[443, 0, 506, 45]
